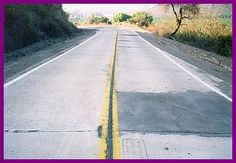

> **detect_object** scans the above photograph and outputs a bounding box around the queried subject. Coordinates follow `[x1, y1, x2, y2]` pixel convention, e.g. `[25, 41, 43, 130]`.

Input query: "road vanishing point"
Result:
[4, 27, 232, 159]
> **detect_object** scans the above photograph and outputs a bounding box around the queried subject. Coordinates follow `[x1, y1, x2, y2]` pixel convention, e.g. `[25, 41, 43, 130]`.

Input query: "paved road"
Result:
[4, 27, 232, 159]
[117, 29, 231, 159]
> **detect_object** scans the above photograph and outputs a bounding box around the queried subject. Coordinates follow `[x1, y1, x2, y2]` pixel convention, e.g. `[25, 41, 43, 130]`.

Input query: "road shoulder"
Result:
[4, 29, 97, 82]
[137, 31, 232, 98]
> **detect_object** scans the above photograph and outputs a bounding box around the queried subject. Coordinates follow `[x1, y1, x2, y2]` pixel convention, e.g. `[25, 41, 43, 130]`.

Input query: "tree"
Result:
[112, 13, 131, 23]
[129, 12, 153, 27]
[169, 4, 200, 37]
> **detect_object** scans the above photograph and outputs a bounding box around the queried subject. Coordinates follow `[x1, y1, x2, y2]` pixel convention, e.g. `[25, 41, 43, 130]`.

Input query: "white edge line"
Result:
[134, 30, 232, 102]
[4, 32, 100, 88]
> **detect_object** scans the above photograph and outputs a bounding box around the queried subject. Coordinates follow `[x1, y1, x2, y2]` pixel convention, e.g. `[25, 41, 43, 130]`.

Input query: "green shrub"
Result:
[129, 12, 153, 27]
[89, 16, 110, 24]
[214, 35, 232, 57]
[112, 13, 131, 23]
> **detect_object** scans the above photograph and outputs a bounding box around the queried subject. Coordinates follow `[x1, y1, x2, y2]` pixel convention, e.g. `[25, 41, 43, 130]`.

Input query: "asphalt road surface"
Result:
[4, 27, 232, 159]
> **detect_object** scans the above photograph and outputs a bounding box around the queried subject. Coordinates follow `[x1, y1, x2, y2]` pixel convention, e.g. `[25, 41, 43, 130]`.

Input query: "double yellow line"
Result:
[99, 32, 120, 159]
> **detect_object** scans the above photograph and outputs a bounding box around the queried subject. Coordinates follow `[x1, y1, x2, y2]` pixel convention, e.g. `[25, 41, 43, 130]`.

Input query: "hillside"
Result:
[5, 5, 78, 52]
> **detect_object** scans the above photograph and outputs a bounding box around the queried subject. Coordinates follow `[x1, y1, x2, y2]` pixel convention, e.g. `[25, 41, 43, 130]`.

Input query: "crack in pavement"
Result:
[172, 107, 184, 132]
[119, 130, 231, 137]
[5, 129, 97, 133]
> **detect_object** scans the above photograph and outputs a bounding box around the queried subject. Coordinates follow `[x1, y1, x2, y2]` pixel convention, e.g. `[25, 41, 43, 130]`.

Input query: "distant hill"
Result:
[148, 4, 232, 18]
[199, 4, 232, 16]
[5, 5, 78, 52]
[147, 5, 172, 17]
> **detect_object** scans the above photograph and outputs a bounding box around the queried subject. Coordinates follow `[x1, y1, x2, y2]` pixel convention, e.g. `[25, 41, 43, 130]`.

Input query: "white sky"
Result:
[62, 4, 156, 14]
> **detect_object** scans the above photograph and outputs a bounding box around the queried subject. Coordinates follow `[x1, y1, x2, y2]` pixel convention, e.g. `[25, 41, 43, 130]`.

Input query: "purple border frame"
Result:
[1, 0, 234, 4]
[0, 0, 234, 162]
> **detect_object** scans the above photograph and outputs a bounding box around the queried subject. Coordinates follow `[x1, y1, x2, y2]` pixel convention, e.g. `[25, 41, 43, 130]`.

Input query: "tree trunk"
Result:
[170, 20, 181, 37]
[170, 4, 182, 37]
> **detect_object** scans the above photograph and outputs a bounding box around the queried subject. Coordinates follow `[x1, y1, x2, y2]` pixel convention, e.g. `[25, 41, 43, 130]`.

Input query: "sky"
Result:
[62, 4, 156, 15]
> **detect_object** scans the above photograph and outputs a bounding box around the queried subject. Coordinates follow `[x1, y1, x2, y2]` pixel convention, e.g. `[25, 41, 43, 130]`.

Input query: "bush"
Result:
[112, 13, 131, 23]
[214, 35, 232, 57]
[89, 16, 110, 24]
[129, 12, 153, 27]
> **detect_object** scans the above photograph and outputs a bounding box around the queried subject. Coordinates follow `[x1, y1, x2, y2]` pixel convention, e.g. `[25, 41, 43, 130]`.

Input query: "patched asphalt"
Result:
[117, 91, 231, 135]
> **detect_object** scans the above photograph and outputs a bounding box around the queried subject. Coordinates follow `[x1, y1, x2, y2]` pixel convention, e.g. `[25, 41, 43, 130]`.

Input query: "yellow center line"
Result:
[112, 32, 120, 159]
[99, 31, 120, 159]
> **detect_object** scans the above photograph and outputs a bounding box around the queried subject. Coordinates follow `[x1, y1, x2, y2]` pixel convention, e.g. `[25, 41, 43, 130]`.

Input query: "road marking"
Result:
[134, 31, 232, 102]
[4, 32, 100, 88]
[99, 32, 120, 159]
[112, 33, 120, 159]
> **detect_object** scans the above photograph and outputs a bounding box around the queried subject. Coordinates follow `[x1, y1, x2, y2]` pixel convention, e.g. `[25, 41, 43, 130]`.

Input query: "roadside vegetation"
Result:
[5, 5, 78, 52]
[89, 16, 111, 24]
[107, 5, 232, 57]
[128, 12, 153, 27]
[86, 12, 153, 27]
[149, 16, 232, 57]
[112, 13, 131, 23]
[147, 4, 232, 57]
[112, 12, 153, 27]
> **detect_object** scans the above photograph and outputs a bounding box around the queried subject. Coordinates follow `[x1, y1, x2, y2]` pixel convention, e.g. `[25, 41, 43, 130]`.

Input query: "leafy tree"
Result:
[112, 13, 131, 23]
[169, 4, 200, 37]
[129, 12, 153, 27]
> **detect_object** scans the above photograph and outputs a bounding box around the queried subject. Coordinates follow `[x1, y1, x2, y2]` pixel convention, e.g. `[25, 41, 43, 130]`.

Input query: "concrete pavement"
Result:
[117, 29, 232, 159]
[4, 27, 232, 159]
[4, 28, 116, 158]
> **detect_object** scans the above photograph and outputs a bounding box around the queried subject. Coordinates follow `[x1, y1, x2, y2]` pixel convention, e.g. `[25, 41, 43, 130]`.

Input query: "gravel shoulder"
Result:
[138, 32, 232, 71]
[4, 28, 97, 82]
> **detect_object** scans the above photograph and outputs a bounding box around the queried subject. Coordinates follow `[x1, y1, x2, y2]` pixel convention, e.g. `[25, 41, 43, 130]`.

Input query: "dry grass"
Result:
[147, 17, 232, 57]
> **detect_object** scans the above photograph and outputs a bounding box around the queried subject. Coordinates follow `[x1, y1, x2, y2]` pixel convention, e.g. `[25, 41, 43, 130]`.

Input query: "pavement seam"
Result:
[119, 130, 232, 137]
[5, 129, 97, 133]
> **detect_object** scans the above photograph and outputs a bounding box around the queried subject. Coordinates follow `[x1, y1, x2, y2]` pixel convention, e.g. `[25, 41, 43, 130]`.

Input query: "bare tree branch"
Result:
[170, 4, 200, 37]
[179, 7, 183, 18]
[171, 4, 179, 21]
[182, 16, 190, 19]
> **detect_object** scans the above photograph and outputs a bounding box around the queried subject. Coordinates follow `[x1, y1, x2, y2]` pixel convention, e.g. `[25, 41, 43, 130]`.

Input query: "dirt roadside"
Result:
[137, 32, 232, 78]
[4, 28, 97, 82]
[138, 32, 232, 71]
